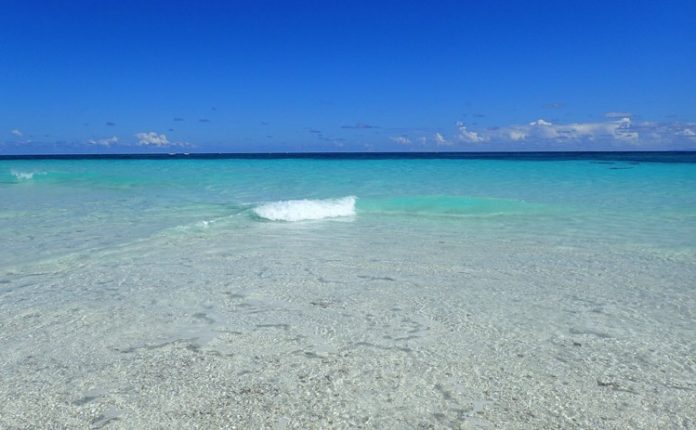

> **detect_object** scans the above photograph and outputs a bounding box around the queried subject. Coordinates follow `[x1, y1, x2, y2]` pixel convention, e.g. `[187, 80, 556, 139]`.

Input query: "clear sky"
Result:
[1, 0, 695, 153]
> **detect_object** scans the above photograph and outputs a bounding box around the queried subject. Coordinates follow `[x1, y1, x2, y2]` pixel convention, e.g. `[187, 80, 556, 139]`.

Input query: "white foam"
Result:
[171, 219, 214, 233]
[253, 196, 357, 221]
[11, 170, 37, 180]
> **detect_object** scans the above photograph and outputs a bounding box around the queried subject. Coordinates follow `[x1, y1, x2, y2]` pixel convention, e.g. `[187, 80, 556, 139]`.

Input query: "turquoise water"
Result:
[2, 155, 696, 265]
[1, 154, 696, 428]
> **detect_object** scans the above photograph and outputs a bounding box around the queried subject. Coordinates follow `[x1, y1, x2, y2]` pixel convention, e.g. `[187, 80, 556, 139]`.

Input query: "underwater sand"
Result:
[1, 154, 695, 428]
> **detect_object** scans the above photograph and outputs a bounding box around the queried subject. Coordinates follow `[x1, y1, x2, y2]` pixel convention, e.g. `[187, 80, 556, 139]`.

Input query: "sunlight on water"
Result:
[1, 154, 695, 428]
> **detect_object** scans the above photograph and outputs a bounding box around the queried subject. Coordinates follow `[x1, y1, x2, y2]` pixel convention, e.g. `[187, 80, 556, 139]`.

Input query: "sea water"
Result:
[1, 153, 695, 428]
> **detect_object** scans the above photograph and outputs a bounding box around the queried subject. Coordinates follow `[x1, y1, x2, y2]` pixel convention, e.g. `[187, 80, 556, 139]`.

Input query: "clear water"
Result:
[1, 153, 695, 428]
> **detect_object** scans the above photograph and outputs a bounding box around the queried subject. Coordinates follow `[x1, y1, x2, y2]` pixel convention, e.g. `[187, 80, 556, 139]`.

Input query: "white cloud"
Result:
[390, 136, 411, 145]
[395, 117, 696, 149]
[434, 132, 448, 146]
[508, 130, 527, 141]
[11, 129, 22, 137]
[572, 117, 638, 142]
[530, 119, 552, 127]
[526, 118, 560, 139]
[136, 132, 170, 146]
[88, 136, 118, 146]
[423, 116, 660, 148]
[456, 122, 487, 143]
[605, 112, 633, 118]
[492, 117, 639, 144]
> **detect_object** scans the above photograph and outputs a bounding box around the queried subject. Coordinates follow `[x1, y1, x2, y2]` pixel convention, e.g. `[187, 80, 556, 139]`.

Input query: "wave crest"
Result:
[11, 170, 39, 180]
[253, 196, 356, 221]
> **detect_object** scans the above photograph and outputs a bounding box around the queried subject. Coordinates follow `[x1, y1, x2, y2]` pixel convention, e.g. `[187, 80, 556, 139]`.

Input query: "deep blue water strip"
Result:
[1, 151, 696, 163]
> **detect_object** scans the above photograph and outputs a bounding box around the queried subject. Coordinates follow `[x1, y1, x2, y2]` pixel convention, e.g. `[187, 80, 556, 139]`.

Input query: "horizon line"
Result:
[2, 149, 696, 160]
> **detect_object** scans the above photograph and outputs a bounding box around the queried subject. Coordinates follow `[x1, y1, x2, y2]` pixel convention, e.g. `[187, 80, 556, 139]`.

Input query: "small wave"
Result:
[253, 196, 357, 221]
[170, 219, 216, 233]
[11, 170, 41, 181]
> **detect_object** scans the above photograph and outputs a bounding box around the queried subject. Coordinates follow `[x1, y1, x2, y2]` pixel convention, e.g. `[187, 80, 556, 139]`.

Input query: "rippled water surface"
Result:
[1, 153, 695, 428]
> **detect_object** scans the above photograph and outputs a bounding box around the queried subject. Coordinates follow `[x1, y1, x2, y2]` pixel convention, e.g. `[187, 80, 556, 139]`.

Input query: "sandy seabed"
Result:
[1, 219, 695, 429]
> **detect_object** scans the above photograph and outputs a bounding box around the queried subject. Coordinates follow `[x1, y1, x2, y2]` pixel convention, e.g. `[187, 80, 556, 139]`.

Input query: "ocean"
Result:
[1, 152, 695, 428]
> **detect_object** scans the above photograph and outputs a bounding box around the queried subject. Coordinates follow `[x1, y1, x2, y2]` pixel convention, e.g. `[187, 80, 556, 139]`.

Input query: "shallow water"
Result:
[1, 154, 695, 428]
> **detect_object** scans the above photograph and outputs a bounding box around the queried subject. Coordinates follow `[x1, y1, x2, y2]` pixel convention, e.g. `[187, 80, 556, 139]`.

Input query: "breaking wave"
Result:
[11, 170, 41, 181]
[253, 196, 357, 221]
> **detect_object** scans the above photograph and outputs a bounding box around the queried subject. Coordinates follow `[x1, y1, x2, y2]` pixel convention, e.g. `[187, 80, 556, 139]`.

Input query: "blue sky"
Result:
[1, 0, 695, 153]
